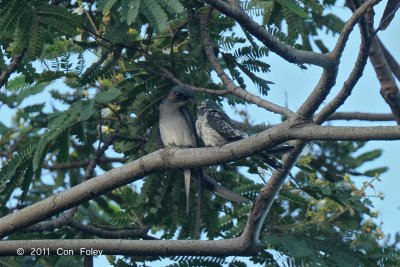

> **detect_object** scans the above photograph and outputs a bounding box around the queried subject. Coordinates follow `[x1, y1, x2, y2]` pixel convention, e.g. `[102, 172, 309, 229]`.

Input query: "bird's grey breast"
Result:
[159, 102, 196, 147]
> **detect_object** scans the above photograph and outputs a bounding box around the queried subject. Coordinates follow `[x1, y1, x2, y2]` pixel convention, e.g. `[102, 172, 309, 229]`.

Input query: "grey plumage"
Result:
[196, 100, 293, 171]
[158, 86, 248, 213]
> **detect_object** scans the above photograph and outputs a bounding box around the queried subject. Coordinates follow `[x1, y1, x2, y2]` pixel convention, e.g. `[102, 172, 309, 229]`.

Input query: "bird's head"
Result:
[166, 85, 195, 103]
[197, 100, 220, 117]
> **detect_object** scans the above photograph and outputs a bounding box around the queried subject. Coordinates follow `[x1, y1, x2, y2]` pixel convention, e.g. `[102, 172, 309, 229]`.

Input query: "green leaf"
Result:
[0, 122, 8, 134]
[158, 0, 184, 14]
[356, 149, 382, 162]
[32, 102, 83, 177]
[20, 162, 34, 203]
[275, 0, 309, 19]
[81, 99, 96, 120]
[120, 0, 140, 25]
[140, 0, 168, 33]
[0, 142, 37, 206]
[99, 0, 119, 14]
[363, 167, 388, 177]
[94, 88, 122, 104]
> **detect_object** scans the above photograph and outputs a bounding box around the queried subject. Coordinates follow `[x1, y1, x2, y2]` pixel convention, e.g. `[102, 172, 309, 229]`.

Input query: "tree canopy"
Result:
[0, 0, 399, 266]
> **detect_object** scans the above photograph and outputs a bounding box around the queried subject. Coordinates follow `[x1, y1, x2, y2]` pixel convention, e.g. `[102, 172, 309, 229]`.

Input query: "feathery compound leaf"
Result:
[157, 0, 184, 14]
[119, 0, 140, 25]
[0, 142, 37, 205]
[275, 0, 309, 19]
[0, 1, 25, 39]
[140, 0, 169, 33]
[99, 0, 119, 14]
[35, 4, 81, 35]
[1, 1, 80, 58]
[219, 35, 246, 51]
[234, 45, 269, 60]
[355, 149, 382, 162]
[95, 88, 122, 104]
[32, 102, 84, 177]
[5, 76, 48, 106]
[27, 18, 44, 59]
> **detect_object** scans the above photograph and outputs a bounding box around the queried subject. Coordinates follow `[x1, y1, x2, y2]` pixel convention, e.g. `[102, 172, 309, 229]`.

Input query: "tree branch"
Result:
[330, 0, 380, 60]
[315, 12, 373, 123]
[327, 112, 395, 121]
[241, 140, 305, 244]
[369, 37, 400, 124]
[0, 238, 256, 256]
[379, 38, 400, 81]
[0, 52, 25, 89]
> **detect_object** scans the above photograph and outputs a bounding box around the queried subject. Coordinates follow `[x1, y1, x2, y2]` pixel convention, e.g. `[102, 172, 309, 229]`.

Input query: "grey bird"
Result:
[158, 86, 248, 213]
[196, 100, 293, 171]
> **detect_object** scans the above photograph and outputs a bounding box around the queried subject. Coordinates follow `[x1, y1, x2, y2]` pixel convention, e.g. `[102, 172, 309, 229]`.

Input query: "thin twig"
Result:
[0, 51, 25, 89]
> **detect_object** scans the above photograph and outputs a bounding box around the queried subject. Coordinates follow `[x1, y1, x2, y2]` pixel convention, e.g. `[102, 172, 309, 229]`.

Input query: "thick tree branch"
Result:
[203, 0, 332, 68]
[369, 37, 400, 124]
[379, 38, 400, 81]
[0, 238, 256, 256]
[288, 124, 400, 140]
[327, 112, 395, 121]
[1, 118, 400, 239]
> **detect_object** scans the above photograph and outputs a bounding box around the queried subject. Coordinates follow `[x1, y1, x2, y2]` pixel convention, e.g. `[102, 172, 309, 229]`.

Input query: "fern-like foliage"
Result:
[222, 50, 272, 95]
[32, 101, 89, 178]
[244, 0, 343, 52]
[0, 0, 81, 59]
[98, 0, 184, 32]
[0, 142, 37, 208]
[0, 75, 48, 108]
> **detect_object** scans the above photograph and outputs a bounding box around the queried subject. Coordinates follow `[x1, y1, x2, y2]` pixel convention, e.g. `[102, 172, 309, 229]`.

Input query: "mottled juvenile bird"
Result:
[196, 100, 293, 171]
[158, 86, 248, 213]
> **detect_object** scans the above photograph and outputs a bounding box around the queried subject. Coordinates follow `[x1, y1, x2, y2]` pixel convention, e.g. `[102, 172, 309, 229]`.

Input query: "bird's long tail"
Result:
[191, 169, 249, 203]
[183, 168, 191, 214]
